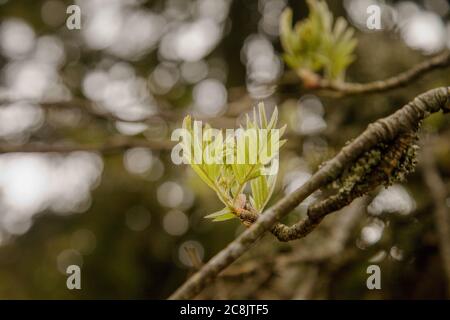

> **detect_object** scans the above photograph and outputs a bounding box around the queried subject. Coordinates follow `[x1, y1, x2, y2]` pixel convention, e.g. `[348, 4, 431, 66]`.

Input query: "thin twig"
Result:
[168, 87, 450, 299]
[282, 51, 450, 96]
[0, 96, 240, 128]
[321, 51, 450, 94]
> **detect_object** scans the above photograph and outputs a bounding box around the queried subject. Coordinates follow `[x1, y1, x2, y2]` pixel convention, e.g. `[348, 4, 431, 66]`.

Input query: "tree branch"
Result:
[283, 51, 450, 96]
[168, 86, 450, 300]
[0, 96, 240, 128]
[421, 139, 450, 298]
[0, 137, 174, 154]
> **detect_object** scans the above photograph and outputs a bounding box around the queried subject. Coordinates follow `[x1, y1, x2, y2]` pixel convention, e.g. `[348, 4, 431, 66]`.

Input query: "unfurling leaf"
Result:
[177, 103, 287, 223]
[204, 207, 235, 221]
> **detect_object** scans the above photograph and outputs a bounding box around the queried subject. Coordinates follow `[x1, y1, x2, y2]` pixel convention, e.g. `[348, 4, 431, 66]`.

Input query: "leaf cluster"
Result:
[181, 104, 287, 221]
[280, 0, 357, 81]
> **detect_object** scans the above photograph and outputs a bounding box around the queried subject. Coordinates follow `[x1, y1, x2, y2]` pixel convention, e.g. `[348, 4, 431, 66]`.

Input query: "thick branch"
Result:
[168, 87, 450, 300]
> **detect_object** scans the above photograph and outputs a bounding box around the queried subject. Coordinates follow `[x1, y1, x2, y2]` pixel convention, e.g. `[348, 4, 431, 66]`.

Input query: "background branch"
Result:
[421, 138, 450, 298]
[282, 51, 450, 96]
[0, 137, 174, 154]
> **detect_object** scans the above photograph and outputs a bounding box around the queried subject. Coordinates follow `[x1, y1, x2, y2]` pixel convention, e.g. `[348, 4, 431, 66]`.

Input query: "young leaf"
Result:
[204, 207, 236, 222]
[250, 176, 269, 211]
[204, 207, 233, 219]
[212, 213, 236, 222]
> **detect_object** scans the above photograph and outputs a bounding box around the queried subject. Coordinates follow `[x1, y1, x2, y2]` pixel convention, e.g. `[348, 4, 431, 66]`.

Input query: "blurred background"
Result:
[0, 0, 449, 299]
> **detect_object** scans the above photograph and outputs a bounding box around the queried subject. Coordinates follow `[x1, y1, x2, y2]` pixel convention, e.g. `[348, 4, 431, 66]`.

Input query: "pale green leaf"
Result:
[204, 207, 233, 219]
[251, 176, 268, 211]
[212, 213, 236, 222]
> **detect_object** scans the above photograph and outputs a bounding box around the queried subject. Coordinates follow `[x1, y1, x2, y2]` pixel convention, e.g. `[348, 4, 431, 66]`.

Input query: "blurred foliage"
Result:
[280, 0, 357, 81]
